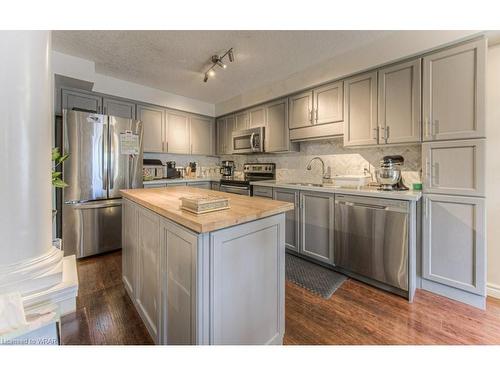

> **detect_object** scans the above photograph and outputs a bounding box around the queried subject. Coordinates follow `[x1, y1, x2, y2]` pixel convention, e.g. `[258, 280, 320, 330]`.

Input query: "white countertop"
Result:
[251, 180, 422, 201]
[143, 177, 219, 185]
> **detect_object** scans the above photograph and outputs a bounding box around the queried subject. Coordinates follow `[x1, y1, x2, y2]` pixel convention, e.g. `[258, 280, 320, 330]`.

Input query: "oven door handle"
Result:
[220, 184, 249, 190]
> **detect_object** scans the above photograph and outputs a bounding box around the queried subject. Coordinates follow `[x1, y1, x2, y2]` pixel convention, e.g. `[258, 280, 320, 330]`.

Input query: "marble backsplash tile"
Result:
[228, 138, 422, 185]
[145, 138, 422, 185]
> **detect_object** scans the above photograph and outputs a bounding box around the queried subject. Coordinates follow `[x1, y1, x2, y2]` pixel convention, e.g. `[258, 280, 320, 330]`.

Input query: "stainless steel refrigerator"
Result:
[62, 109, 143, 258]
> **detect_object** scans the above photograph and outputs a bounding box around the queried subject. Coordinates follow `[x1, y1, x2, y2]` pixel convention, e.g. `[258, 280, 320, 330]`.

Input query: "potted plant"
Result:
[52, 147, 69, 220]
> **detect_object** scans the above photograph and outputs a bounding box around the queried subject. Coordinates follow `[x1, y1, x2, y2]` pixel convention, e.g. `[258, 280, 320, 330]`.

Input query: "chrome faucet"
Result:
[306, 157, 333, 184]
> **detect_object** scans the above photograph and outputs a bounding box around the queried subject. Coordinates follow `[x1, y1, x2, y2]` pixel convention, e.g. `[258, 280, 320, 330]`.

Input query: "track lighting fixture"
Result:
[203, 48, 234, 82]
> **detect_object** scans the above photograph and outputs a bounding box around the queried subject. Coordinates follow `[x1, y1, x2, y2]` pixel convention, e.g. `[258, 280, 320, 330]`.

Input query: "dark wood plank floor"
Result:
[61, 250, 153, 345]
[61, 251, 500, 345]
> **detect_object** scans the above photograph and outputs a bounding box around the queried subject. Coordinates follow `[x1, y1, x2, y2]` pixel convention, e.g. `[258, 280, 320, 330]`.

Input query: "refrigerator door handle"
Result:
[102, 120, 109, 191]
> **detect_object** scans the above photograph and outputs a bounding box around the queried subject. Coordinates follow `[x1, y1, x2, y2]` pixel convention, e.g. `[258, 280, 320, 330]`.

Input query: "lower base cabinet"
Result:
[273, 188, 300, 253]
[271, 187, 334, 265]
[135, 205, 161, 342]
[421, 194, 486, 307]
[299, 191, 335, 264]
[122, 198, 285, 344]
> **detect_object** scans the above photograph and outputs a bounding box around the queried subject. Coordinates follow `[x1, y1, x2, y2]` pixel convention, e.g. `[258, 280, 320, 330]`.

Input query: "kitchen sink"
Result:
[286, 182, 326, 187]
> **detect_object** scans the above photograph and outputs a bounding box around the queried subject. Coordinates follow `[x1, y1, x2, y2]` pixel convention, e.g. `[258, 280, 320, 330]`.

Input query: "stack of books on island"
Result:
[179, 194, 230, 214]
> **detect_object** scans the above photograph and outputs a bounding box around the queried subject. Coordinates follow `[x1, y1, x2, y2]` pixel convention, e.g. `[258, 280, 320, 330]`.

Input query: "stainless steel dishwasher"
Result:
[334, 194, 409, 292]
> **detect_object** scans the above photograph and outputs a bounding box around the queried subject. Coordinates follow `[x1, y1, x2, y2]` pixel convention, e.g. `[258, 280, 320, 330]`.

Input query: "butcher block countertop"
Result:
[120, 186, 294, 233]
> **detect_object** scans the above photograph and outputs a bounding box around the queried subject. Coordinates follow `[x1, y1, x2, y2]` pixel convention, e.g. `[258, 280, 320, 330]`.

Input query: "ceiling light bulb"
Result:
[208, 69, 215, 77]
[228, 49, 234, 62]
[216, 60, 227, 69]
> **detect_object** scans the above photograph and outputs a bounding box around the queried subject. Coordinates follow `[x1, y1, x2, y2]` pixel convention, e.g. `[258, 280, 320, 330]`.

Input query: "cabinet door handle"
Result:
[315, 107, 318, 122]
[432, 162, 440, 185]
[308, 109, 313, 123]
[386, 126, 390, 141]
[103, 106, 107, 115]
[432, 120, 439, 137]
[424, 117, 430, 138]
[372, 128, 379, 140]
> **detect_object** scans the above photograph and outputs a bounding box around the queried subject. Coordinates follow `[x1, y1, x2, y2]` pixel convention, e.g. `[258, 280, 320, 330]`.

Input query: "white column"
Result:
[0, 31, 63, 295]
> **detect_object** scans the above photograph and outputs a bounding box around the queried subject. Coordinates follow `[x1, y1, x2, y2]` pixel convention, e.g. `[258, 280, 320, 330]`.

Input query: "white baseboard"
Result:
[487, 283, 500, 299]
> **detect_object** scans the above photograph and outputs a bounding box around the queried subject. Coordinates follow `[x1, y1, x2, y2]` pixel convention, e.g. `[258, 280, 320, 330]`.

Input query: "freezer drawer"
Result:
[334, 195, 409, 291]
[62, 199, 122, 258]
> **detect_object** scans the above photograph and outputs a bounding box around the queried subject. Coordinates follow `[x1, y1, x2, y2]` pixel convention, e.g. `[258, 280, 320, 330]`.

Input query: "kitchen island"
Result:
[120, 186, 293, 345]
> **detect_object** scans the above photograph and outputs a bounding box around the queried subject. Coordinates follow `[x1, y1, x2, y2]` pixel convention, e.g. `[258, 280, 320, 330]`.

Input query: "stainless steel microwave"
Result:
[231, 127, 265, 154]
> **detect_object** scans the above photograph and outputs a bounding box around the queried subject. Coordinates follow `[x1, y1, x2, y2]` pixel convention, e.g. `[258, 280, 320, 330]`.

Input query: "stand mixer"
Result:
[375, 155, 409, 191]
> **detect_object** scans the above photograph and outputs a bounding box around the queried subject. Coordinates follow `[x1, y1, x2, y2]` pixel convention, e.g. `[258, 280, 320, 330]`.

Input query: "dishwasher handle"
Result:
[335, 197, 409, 214]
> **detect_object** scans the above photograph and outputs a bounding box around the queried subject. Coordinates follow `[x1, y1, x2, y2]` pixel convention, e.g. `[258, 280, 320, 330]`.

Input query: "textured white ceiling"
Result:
[52, 30, 393, 104]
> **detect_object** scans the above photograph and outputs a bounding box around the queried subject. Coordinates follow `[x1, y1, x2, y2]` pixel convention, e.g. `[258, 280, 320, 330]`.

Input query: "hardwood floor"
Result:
[61, 250, 153, 345]
[61, 251, 500, 345]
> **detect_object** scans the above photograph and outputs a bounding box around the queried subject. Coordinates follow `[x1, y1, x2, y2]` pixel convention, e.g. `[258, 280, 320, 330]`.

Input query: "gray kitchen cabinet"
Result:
[166, 182, 187, 187]
[422, 194, 486, 297]
[216, 118, 226, 155]
[378, 59, 421, 144]
[253, 186, 274, 199]
[273, 188, 300, 253]
[422, 39, 486, 141]
[144, 182, 167, 189]
[249, 106, 266, 128]
[422, 139, 485, 197]
[103, 96, 136, 119]
[234, 111, 249, 131]
[224, 116, 235, 154]
[187, 181, 211, 190]
[344, 71, 378, 147]
[137, 104, 165, 153]
[314, 81, 344, 125]
[136, 205, 161, 342]
[159, 218, 198, 344]
[211, 182, 220, 191]
[265, 98, 298, 152]
[122, 199, 138, 297]
[62, 88, 102, 113]
[299, 191, 334, 264]
[166, 110, 190, 154]
[190, 115, 214, 155]
[289, 90, 313, 129]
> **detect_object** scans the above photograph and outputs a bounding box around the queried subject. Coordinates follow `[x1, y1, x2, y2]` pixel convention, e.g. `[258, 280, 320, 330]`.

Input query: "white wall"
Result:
[215, 31, 480, 116]
[486, 44, 500, 299]
[52, 51, 215, 116]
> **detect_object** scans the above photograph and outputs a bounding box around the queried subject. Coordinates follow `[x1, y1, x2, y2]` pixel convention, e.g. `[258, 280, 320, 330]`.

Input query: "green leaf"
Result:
[52, 171, 62, 178]
[52, 178, 68, 188]
[58, 153, 70, 163]
[52, 148, 60, 161]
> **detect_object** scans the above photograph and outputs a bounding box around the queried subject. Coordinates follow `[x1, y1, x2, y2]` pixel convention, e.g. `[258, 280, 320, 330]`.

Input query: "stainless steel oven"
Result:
[231, 127, 265, 154]
[219, 183, 251, 196]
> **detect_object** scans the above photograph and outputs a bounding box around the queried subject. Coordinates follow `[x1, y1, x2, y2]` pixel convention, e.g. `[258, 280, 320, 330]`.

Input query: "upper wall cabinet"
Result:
[314, 81, 344, 125]
[265, 99, 298, 153]
[166, 110, 190, 154]
[103, 97, 136, 119]
[137, 104, 165, 153]
[234, 111, 249, 131]
[62, 88, 102, 114]
[190, 115, 214, 155]
[343, 71, 378, 146]
[289, 82, 344, 141]
[289, 91, 313, 129]
[422, 39, 486, 141]
[378, 59, 422, 144]
[216, 115, 235, 155]
[249, 106, 266, 128]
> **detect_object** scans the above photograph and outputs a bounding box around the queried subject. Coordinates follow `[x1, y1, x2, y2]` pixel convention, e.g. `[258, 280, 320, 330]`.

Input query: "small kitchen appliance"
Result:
[375, 155, 409, 191]
[165, 161, 180, 179]
[143, 159, 164, 180]
[220, 160, 235, 178]
[219, 163, 275, 196]
[231, 126, 265, 154]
